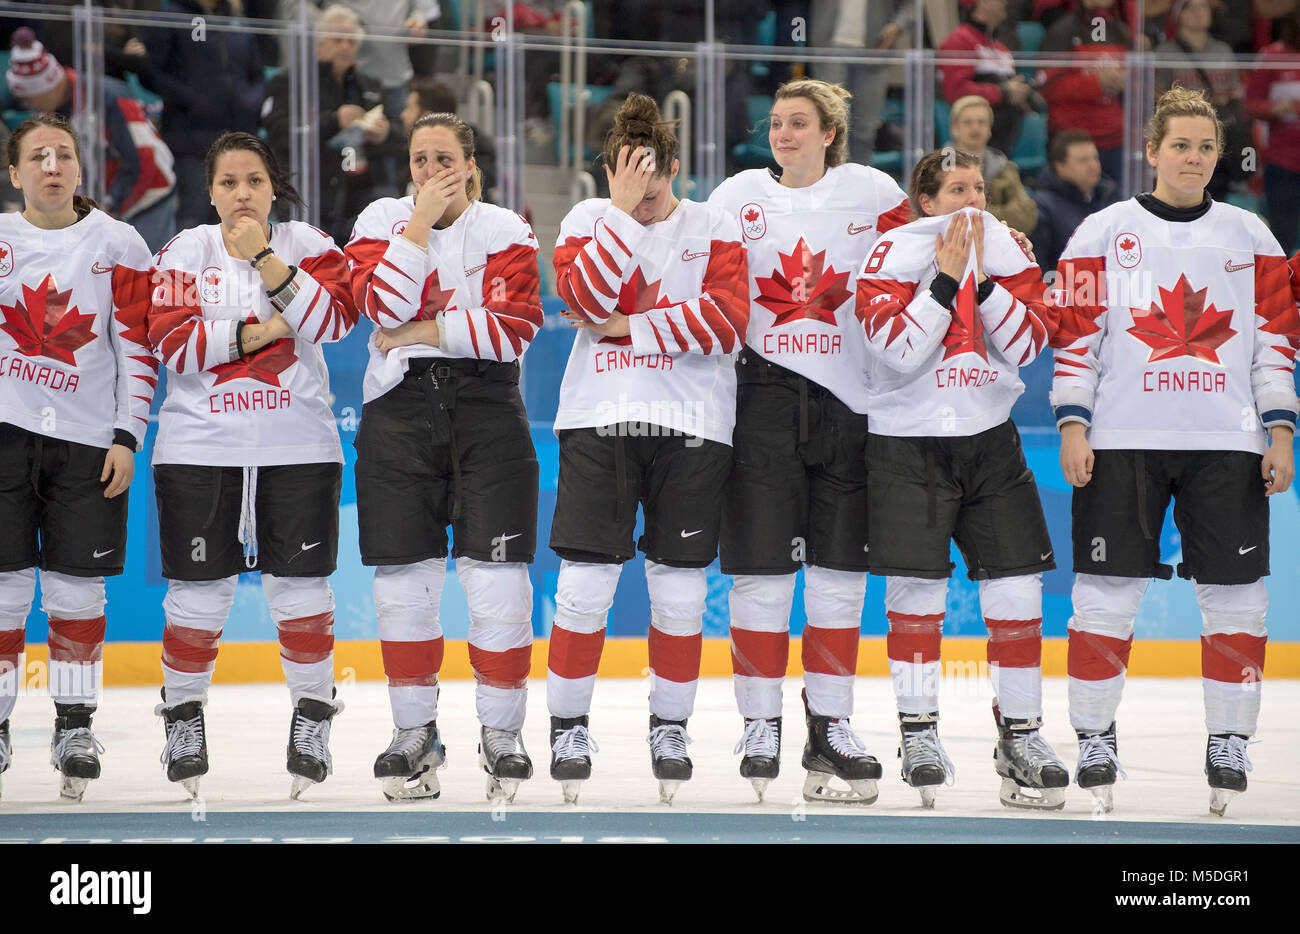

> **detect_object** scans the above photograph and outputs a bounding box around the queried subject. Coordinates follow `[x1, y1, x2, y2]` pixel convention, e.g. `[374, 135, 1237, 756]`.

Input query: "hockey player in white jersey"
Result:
[858, 147, 1068, 810]
[707, 79, 910, 804]
[0, 115, 156, 803]
[547, 94, 749, 804]
[1051, 88, 1297, 816]
[148, 132, 359, 800]
[345, 112, 543, 804]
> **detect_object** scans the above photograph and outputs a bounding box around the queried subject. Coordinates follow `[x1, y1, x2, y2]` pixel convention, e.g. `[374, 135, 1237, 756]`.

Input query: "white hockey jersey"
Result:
[0, 209, 156, 450]
[552, 198, 749, 446]
[1049, 197, 1300, 454]
[856, 208, 1051, 436]
[344, 197, 543, 403]
[707, 163, 910, 413]
[148, 222, 358, 466]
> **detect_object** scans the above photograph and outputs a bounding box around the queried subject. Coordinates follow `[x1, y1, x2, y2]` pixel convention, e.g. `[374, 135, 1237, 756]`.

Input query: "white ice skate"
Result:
[374, 723, 447, 802]
[1075, 724, 1126, 814]
[647, 715, 693, 805]
[734, 717, 781, 803]
[550, 715, 597, 804]
[1206, 733, 1254, 817]
[993, 704, 1069, 811]
[479, 726, 533, 804]
[898, 712, 954, 809]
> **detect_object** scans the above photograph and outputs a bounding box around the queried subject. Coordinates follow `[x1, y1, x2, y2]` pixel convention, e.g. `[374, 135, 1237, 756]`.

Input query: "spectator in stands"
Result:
[938, 0, 1038, 156]
[141, 0, 264, 230]
[1040, 0, 1132, 185]
[948, 95, 1038, 232]
[6, 27, 177, 250]
[1246, 7, 1300, 254]
[262, 4, 403, 246]
[813, 0, 914, 160]
[1156, 0, 1249, 200]
[1029, 129, 1118, 273]
[1210, 0, 1256, 52]
[401, 76, 498, 202]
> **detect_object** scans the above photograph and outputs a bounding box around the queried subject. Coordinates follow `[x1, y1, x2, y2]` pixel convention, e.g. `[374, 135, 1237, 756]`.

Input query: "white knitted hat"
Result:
[7, 27, 67, 100]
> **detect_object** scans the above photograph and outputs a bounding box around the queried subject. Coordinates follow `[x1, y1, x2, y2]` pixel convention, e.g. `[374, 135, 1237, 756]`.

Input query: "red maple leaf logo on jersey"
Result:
[0, 247, 8, 262]
[1118, 237, 1135, 252]
[1127, 274, 1236, 363]
[940, 273, 988, 361]
[755, 237, 852, 327]
[0, 276, 97, 365]
[603, 266, 672, 345]
[744, 208, 760, 224]
[211, 314, 298, 387]
[417, 269, 458, 321]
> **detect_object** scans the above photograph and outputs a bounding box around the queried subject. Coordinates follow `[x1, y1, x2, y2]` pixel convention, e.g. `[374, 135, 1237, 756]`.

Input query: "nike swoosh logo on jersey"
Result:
[497, 532, 522, 541]
[1040, 552, 1053, 562]
[847, 222, 873, 235]
[1224, 260, 1253, 273]
[464, 263, 487, 276]
[681, 249, 709, 262]
[680, 529, 703, 538]
[1238, 544, 1258, 555]
[92, 548, 115, 558]
[300, 541, 321, 551]
[91, 262, 113, 274]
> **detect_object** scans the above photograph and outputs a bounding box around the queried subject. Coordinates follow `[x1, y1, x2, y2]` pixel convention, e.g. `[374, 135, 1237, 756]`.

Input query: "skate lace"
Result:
[1208, 735, 1255, 774]
[1076, 732, 1127, 780]
[292, 714, 333, 770]
[0, 734, 11, 771]
[160, 713, 204, 765]
[53, 727, 105, 763]
[647, 723, 691, 761]
[733, 718, 779, 758]
[827, 718, 868, 759]
[902, 727, 955, 782]
[482, 727, 526, 760]
[553, 724, 598, 760]
[1018, 730, 1066, 771]
[386, 726, 433, 758]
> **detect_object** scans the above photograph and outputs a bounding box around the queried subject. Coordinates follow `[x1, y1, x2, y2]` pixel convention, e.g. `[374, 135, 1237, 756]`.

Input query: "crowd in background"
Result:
[1, 0, 1299, 262]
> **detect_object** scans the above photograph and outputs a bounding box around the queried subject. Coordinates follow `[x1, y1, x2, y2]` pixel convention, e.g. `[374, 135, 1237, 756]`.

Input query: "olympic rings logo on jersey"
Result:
[0, 240, 13, 277]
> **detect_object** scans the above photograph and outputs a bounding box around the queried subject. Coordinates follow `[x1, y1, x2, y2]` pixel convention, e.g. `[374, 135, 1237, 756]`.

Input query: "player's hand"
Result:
[935, 212, 970, 281]
[100, 444, 134, 498]
[407, 166, 463, 235]
[1002, 221, 1036, 262]
[1263, 427, 1295, 495]
[607, 144, 656, 217]
[375, 319, 439, 354]
[227, 215, 270, 261]
[563, 307, 631, 338]
[1059, 423, 1094, 487]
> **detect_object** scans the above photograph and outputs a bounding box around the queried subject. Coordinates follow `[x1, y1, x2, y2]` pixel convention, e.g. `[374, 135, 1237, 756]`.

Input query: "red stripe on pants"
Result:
[649, 627, 702, 684]
[547, 626, 605, 680]
[0, 628, 26, 656]
[985, 617, 1042, 668]
[161, 623, 222, 673]
[802, 625, 859, 676]
[1067, 628, 1133, 681]
[47, 616, 107, 663]
[277, 611, 335, 665]
[886, 612, 943, 664]
[380, 638, 444, 687]
[470, 644, 532, 690]
[729, 627, 788, 679]
[1202, 633, 1266, 684]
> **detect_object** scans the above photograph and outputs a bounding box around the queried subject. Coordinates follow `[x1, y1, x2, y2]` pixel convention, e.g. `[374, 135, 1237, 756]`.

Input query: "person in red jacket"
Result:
[938, 0, 1037, 156]
[1244, 9, 1300, 255]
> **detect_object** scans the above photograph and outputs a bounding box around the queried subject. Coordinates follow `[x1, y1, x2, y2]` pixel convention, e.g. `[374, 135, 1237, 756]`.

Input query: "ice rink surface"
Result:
[1, 677, 1296, 843]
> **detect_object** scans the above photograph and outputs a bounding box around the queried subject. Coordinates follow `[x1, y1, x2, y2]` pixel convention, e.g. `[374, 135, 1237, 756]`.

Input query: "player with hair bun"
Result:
[1052, 86, 1298, 816]
[547, 92, 749, 805]
[147, 131, 358, 801]
[0, 115, 156, 803]
[857, 146, 1067, 810]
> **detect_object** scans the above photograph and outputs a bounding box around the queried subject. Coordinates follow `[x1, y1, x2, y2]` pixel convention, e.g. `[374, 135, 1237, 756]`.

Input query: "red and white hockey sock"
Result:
[460, 558, 533, 732]
[646, 562, 705, 722]
[375, 559, 445, 729]
[41, 572, 107, 706]
[981, 574, 1044, 720]
[161, 578, 235, 705]
[801, 566, 866, 718]
[728, 574, 795, 720]
[1066, 574, 1144, 733]
[265, 574, 335, 705]
[885, 576, 946, 714]
[1197, 581, 1267, 735]
[547, 560, 620, 719]
[0, 569, 34, 724]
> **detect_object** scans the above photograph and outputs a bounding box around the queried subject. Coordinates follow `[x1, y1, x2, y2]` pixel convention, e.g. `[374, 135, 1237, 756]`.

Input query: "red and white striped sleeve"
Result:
[109, 229, 158, 449]
[855, 230, 947, 373]
[979, 218, 1051, 367]
[344, 202, 430, 327]
[270, 226, 359, 344]
[438, 213, 542, 362]
[876, 196, 912, 235]
[626, 213, 749, 356]
[1250, 237, 1300, 432]
[554, 201, 647, 324]
[1048, 215, 1109, 429]
[148, 234, 241, 375]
